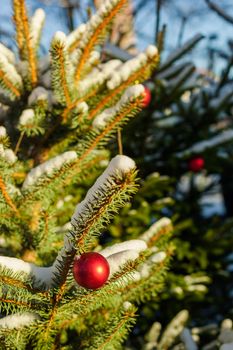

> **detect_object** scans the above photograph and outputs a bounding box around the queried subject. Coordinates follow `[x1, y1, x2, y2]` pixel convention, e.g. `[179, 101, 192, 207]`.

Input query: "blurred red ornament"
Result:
[188, 156, 205, 172]
[142, 86, 151, 107]
[73, 252, 110, 290]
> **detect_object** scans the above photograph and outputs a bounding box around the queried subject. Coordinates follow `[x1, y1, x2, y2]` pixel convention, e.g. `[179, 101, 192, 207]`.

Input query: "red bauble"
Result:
[142, 86, 151, 107]
[73, 252, 110, 290]
[188, 156, 205, 172]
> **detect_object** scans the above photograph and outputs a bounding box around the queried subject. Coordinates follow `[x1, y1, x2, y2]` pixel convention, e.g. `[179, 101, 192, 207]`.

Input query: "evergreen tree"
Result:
[0, 0, 174, 349]
[119, 32, 233, 325]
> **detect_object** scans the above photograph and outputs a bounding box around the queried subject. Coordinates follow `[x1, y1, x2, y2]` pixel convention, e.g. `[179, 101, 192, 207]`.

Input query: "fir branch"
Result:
[0, 175, 20, 216]
[13, 0, 38, 87]
[66, 23, 86, 53]
[0, 296, 32, 309]
[82, 306, 137, 350]
[0, 312, 40, 350]
[12, 0, 24, 58]
[39, 211, 50, 246]
[20, 152, 102, 207]
[22, 86, 143, 205]
[29, 202, 41, 232]
[122, 247, 173, 304]
[0, 272, 32, 292]
[22, 151, 77, 189]
[88, 48, 159, 120]
[45, 157, 139, 300]
[18, 109, 44, 137]
[65, 101, 88, 127]
[0, 69, 21, 99]
[0, 267, 49, 295]
[140, 218, 173, 248]
[0, 283, 49, 316]
[57, 246, 146, 321]
[14, 131, 25, 154]
[74, 85, 144, 165]
[74, 0, 127, 83]
[19, 0, 37, 86]
[30, 9, 45, 51]
[61, 88, 95, 123]
[50, 32, 73, 108]
[0, 43, 16, 64]
[39, 161, 141, 345]
[73, 170, 138, 254]
[0, 53, 23, 99]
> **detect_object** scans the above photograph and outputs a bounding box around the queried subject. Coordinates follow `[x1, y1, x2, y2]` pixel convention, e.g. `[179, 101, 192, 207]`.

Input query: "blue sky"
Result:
[1, 0, 233, 72]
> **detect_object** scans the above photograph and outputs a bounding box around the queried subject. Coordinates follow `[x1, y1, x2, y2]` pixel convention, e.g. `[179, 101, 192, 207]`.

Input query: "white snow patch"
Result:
[123, 301, 132, 310]
[1, 149, 17, 164]
[28, 86, 50, 105]
[100, 239, 147, 258]
[23, 151, 77, 188]
[146, 45, 158, 58]
[71, 155, 135, 223]
[138, 263, 150, 278]
[53, 31, 66, 44]
[0, 53, 22, 87]
[140, 218, 172, 243]
[0, 126, 7, 137]
[0, 43, 15, 64]
[0, 312, 40, 329]
[76, 102, 88, 113]
[66, 23, 86, 48]
[149, 251, 166, 263]
[107, 250, 139, 277]
[30, 8, 45, 47]
[19, 109, 35, 126]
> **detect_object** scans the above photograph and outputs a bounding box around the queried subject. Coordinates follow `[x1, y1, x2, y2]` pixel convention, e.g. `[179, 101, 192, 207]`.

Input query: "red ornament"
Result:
[73, 252, 110, 290]
[188, 156, 205, 172]
[142, 86, 151, 107]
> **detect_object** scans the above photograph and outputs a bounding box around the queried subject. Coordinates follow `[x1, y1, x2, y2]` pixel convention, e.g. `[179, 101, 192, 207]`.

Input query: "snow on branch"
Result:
[0, 255, 53, 287]
[92, 84, 145, 130]
[0, 126, 7, 138]
[50, 31, 73, 107]
[0, 52, 23, 99]
[71, 155, 135, 223]
[176, 130, 233, 157]
[66, 24, 86, 53]
[73, 0, 127, 83]
[18, 109, 35, 127]
[88, 46, 158, 121]
[28, 86, 51, 106]
[101, 240, 147, 277]
[140, 218, 173, 246]
[0, 155, 139, 289]
[0, 239, 147, 289]
[0, 145, 17, 164]
[158, 310, 189, 350]
[30, 8, 45, 50]
[0, 43, 15, 64]
[77, 60, 122, 97]
[107, 46, 158, 90]
[0, 312, 40, 329]
[22, 151, 77, 188]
